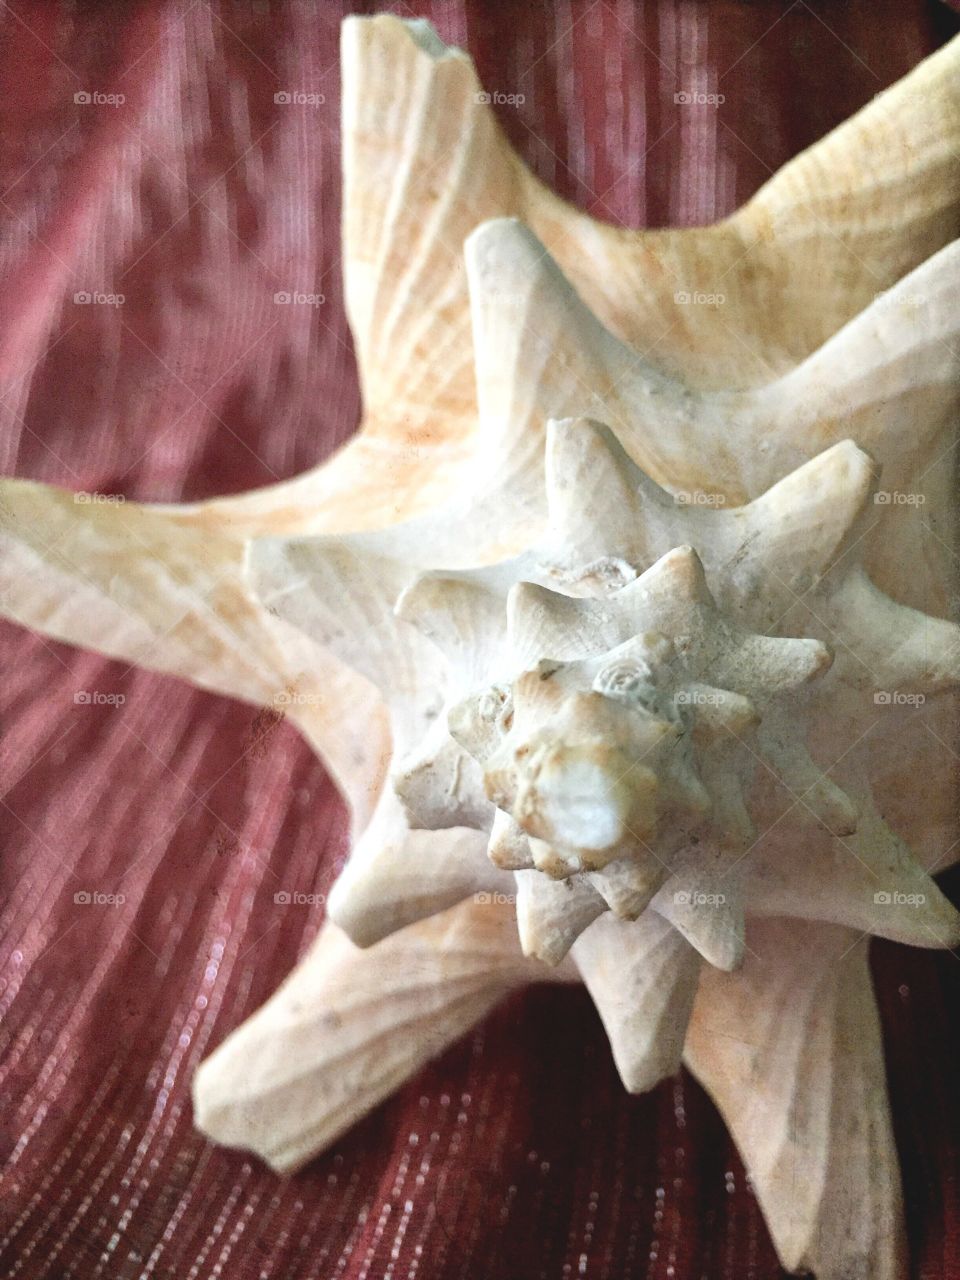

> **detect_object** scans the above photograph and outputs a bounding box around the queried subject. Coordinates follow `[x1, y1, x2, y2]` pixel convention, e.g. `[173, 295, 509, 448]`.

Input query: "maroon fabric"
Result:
[1, 3, 958, 1277]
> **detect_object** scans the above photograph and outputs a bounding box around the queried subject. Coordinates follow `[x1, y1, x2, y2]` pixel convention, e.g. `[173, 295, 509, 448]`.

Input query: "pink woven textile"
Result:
[1, 3, 958, 1277]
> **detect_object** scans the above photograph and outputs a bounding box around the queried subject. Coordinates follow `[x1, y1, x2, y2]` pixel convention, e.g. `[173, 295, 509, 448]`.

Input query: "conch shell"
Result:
[2, 16, 959, 1280]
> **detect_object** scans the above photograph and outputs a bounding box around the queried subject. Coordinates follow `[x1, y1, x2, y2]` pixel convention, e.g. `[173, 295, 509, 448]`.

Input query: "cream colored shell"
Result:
[1, 17, 959, 1280]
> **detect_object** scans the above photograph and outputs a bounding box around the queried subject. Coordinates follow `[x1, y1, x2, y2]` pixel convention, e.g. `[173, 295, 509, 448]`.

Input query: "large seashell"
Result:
[2, 16, 959, 1280]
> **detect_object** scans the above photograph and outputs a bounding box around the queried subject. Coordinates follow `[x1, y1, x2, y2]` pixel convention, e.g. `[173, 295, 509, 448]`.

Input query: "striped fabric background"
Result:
[1, 2, 958, 1277]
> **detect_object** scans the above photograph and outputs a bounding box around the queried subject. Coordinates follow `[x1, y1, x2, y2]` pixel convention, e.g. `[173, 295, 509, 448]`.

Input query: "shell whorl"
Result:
[388, 417, 960, 971]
